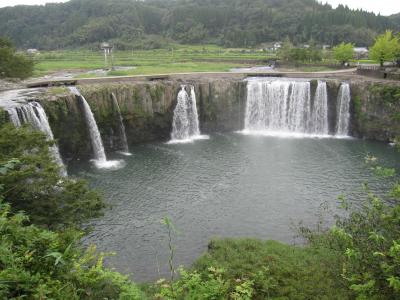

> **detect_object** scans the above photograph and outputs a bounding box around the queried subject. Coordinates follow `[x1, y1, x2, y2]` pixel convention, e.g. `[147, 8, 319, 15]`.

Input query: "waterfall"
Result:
[244, 78, 330, 137]
[111, 93, 131, 155]
[287, 81, 312, 133]
[310, 81, 329, 135]
[7, 107, 22, 127]
[10, 102, 67, 176]
[68, 87, 125, 169]
[171, 86, 190, 140]
[80, 93, 107, 162]
[336, 83, 351, 137]
[170, 85, 208, 143]
[188, 86, 201, 137]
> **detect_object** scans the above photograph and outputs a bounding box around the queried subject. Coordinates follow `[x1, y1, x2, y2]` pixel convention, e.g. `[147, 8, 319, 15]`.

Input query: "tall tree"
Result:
[278, 37, 294, 62]
[0, 37, 34, 79]
[395, 33, 400, 67]
[370, 31, 398, 67]
[333, 42, 354, 65]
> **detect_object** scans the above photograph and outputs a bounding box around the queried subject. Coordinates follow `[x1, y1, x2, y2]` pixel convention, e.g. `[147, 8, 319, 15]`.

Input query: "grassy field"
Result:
[32, 44, 375, 78]
[33, 45, 273, 78]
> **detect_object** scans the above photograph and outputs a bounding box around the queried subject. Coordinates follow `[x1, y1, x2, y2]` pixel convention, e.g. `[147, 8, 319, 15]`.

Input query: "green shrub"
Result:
[0, 201, 144, 299]
[0, 124, 104, 229]
[0, 159, 144, 299]
[0, 37, 34, 79]
[153, 238, 350, 299]
[194, 239, 350, 299]
[301, 159, 400, 300]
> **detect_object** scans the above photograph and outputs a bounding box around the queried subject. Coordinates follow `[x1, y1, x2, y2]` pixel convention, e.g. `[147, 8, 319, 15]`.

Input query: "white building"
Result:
[27, 49, 39, 55]
[354, 47, 369, 59]
[273, 42, 282, 51]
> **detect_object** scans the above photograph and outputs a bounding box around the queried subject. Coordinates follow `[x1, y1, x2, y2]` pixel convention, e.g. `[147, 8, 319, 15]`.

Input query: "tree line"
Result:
[276, 31, 400, 67]
[0, 0, 398, 50]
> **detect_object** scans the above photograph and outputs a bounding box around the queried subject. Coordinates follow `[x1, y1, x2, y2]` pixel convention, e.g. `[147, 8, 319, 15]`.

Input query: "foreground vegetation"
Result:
[0, 201, 144, 299]
[0, 124, 104, 229]
[0, 122, 144, 299]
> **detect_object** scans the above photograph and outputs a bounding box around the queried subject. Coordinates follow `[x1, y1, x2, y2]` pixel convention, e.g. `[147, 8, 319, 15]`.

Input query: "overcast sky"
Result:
[0, 0, 399, 16]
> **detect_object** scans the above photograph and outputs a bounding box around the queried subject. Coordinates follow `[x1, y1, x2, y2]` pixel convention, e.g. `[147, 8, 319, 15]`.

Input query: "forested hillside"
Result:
[391, 13, 400, 26]
[0, 0, 398, 49]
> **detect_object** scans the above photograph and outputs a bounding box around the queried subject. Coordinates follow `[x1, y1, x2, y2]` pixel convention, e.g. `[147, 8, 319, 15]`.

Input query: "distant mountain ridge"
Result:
[0, 0, 398, 49]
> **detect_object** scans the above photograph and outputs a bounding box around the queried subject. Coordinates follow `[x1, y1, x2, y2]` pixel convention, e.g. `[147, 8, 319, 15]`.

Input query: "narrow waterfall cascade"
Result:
[68, 87, 125, 169]
[169, 85, 208, 143]
[7, 102, 67, 176]
[7, 107, 22, 127]
[336, 83, 351, 137]
[310, 81, 329, 135]
[79, 93, 107, 162]
[111, 93, 131, 156]
[188, 86, 201, 136]
[244, 78, 331, 137]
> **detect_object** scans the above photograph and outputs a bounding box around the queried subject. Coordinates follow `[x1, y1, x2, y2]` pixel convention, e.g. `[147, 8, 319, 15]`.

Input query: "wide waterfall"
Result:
[111, 93, 131, 155]
[244, 78, 335, 137]
[336, 83, 351, 137]
[8, 102, 67, 176]
[69, 87, 124, 169]
[169, 85, 208, 143]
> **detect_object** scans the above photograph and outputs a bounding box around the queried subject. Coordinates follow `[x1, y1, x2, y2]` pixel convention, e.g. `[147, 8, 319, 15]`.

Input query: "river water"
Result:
[69, 133, 399, 282]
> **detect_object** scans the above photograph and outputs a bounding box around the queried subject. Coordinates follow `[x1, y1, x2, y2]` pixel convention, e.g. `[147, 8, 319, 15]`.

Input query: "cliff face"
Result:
[37, 78, 400, 162]
[40, 79, 247, 161]
[196, 80, 247, 133]
[351, 81, 400, 142]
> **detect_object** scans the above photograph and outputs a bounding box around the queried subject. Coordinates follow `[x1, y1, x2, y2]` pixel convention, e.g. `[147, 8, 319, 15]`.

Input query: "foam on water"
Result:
[117, 151, 134, 156]
[92, 159, 126, 170]
[168, 134, 210, 144]
[240, 129, 332, 139]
